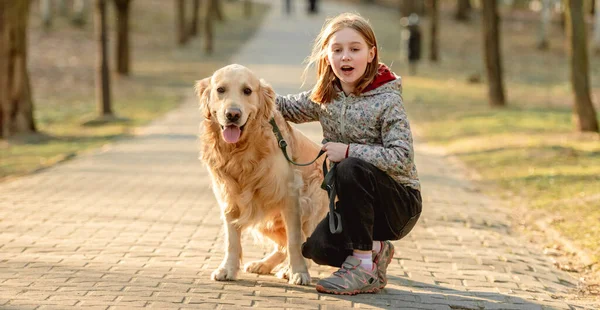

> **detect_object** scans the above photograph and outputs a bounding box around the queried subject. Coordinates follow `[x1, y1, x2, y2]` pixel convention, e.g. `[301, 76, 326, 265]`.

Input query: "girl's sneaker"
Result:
[372, 241, 394, 289]
[315, 256, 380, 295]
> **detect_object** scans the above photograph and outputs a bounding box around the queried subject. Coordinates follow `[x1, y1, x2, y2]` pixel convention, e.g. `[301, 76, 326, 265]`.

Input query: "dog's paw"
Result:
[274, 265, 289, 280]
[288, 272, 311, 285]
[211, 266, 238, 281]
[243, 260, 274, 275]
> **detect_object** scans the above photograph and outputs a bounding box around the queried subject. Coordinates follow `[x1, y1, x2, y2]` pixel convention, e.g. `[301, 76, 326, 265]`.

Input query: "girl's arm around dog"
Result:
[276, 91, 320, 124]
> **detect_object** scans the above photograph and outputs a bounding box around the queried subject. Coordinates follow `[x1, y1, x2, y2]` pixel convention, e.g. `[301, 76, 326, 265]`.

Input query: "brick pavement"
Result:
[1, 1, 598, 309]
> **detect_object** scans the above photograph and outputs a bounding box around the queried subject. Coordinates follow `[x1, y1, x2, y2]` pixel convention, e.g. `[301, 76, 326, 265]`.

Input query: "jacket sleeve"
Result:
[348, 95, 415, 178]
[275, 91, 320, 123]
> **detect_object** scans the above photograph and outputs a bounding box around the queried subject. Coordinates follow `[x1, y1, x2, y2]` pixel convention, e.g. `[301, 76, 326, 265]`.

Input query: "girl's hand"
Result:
[322, 142, 348, 162]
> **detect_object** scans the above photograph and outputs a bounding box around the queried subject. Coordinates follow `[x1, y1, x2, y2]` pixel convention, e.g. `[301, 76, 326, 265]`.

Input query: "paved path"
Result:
[1, 1, 598, 309]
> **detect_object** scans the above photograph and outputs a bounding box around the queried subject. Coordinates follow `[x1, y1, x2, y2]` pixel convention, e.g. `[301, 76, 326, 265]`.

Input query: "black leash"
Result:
[269, 118, 325, 166]
[269, 118, 342, 234]
[321, 160, 342, 234]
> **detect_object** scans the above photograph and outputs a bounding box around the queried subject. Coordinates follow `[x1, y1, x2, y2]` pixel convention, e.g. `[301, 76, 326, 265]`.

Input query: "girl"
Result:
[276, 13, 422, 295]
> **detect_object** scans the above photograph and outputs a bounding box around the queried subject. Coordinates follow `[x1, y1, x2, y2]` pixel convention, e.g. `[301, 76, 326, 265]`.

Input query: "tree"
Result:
[95, 0, 113, 117]
[57, 0, 70, 16]
[72, 0, 89, 27]
[40, 0, 53, 29]
[482, 0, 506, 107]
[455, 0, 471, 22]
[593, 0, 600, 54]
[204, 0, 215, 54]
[212, 0, 224, 22]
[566, 0, 599, 132]
[428, 0, 439, 62]
[176, 0, 188, 45]
[537, 0, 552, 50]
[244, 0, 252, 18]
[0, 1, 36, 139]
[190, 0, 200, 37]
[114, 0, 132, 75]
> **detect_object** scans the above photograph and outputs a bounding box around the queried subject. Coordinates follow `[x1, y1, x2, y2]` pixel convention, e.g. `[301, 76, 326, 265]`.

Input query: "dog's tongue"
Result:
[222, 125, 241, 143]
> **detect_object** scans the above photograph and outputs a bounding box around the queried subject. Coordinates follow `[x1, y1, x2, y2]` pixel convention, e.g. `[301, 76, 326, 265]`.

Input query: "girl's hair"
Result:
[303, 13, 380, 104]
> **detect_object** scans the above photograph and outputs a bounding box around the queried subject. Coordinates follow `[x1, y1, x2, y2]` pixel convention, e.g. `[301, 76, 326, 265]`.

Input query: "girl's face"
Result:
[326, 27, 375, 95]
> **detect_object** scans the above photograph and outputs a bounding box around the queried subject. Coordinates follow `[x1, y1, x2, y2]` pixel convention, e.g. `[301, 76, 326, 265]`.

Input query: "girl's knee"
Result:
[336, 157, 371, 183]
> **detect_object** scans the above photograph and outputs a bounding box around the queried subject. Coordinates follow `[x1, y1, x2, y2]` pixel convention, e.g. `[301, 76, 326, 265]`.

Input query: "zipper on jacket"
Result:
[340, 94, 348, 144]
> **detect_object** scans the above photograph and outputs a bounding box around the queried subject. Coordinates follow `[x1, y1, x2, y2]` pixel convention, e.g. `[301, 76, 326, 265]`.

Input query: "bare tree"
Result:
[537, 0, 552, 50]
[71, 0, 89, 27]
[482, 0, 506, 107]
[40, 0, 53, 29]
[455, 0, 471, 22]
[95, 0, 113, 117]
[190, 0, 200, 37]
[176, 0, 188, 45]
[428, 0, 439, 62]
[204, 0, 215, 54]
[0, 1, 36, 138]
[593, 0, 600, 54]
[244, 0, 252, 18]
[284, 0, 293, 15]
[58, 0, 70, 16]
[114, 0, 132, 75]
[566, 0, 599, 132]
[212, 0, 224, 22]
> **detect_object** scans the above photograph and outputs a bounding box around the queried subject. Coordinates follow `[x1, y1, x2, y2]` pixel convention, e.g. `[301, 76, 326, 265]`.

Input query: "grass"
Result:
[1, 0, 271, 180]
[350, 2, 600, 270]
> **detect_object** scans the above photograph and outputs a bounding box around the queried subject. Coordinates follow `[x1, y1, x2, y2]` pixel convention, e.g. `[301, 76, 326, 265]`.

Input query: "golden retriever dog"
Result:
[195, 64, 328, 285]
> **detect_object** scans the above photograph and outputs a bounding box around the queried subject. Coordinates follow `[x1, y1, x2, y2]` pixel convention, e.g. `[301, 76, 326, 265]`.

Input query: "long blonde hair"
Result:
[303, 13, 379, 104]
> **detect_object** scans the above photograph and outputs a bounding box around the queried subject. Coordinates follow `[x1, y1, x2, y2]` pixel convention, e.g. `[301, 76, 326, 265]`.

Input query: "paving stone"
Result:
[0, 0, 598, 309]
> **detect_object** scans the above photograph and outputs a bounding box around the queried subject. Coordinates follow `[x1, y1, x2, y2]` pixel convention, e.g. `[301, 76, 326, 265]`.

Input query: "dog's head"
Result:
[195, 64, 275, 144]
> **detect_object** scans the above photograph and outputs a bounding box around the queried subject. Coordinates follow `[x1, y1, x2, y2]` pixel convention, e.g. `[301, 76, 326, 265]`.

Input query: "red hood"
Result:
[362, 64, 397, 93]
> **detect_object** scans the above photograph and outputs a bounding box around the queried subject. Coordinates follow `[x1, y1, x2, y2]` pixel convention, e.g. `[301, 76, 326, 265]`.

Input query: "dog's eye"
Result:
[217, 87, 225, 93]
[243, 87, 252, 95]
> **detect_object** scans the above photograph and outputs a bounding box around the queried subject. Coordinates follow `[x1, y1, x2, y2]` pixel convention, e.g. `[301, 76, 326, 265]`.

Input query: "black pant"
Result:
[302, 157, 422, 267]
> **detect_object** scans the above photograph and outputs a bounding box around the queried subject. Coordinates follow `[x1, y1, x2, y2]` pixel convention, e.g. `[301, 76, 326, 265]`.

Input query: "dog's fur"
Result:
[195, 64, 328, 285]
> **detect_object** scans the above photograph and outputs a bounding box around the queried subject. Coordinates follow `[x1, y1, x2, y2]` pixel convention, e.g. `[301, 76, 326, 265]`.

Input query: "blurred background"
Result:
[0, 0, 599, 291]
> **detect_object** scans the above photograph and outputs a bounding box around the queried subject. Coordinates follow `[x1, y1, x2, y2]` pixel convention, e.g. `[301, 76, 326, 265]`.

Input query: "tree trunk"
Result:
[58, 0, 70, 16]
[176, 0, 188, 46]
[213, 0, 224, 22]
[566, 0, 599, 132]
[482, 0, 506, 107]
[284, 0, 292, 15]
[95, 0, 113, 116]
[204, 0, 214, 54]
[71, 0, 89, 27]
[455, 0, 470, 22]
[244, 0, 252, 18]
[537, 0, 551, 50]
[114, 0, 131, 75]
[0, 1, 36, 139]
[593, 0, 600, 54]
[428, 0, 439, 62]
[190, 0, 200, 37]
[40, 0, 53, 29]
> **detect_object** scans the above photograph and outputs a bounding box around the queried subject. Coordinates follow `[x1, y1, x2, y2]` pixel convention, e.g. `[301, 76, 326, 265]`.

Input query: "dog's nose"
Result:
[225, 108, 241, 122]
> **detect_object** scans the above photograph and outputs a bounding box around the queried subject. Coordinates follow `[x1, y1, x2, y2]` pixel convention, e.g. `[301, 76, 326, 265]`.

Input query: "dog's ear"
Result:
[258, 78, 275, 121]
[195, 77, 211, 119]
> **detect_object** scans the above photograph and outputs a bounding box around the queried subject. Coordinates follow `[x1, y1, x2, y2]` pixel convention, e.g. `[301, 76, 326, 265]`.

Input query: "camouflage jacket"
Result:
[275, 77, 420, 191]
